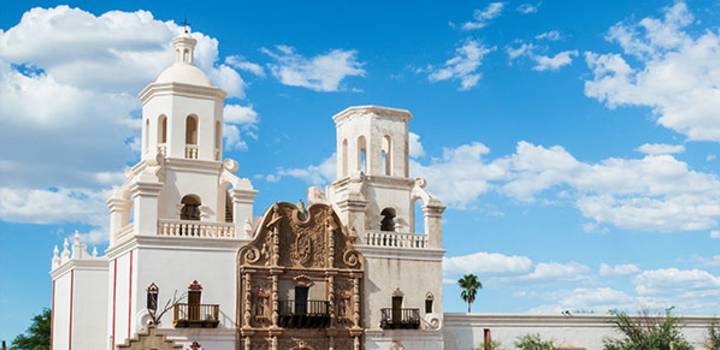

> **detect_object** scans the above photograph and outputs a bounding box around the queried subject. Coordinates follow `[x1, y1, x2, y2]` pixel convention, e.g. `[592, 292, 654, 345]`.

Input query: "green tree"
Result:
[708, 321, 720, 350]
[458, 273, 482, 313]
[10, 308, 50, 350]
[602, 309, 693, 350]
[514, 334, 557, 350]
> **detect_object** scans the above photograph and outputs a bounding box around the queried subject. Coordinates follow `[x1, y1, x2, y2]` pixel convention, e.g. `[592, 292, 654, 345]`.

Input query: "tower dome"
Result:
[154, 32, 212, 87]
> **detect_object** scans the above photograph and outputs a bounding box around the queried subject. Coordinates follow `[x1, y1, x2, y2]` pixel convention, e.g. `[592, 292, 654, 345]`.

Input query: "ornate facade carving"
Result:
[239, 202, 364, 350]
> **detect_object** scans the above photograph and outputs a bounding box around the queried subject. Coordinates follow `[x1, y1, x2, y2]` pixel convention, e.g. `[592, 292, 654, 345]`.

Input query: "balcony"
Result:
[380, 308, 421, 330]
[278, 300, 330, 328]
[364, 231, 428, 249]
[173, 303, 219, 328]
[158, 219, 235, 238]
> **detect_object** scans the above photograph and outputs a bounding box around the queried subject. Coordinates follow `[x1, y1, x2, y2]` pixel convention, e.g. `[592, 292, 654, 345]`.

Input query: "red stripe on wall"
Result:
[68, 270, 74, 350]
[111, 259, 117, 349]
[127, 251, 133, 339]
[50, 280, 55, 350]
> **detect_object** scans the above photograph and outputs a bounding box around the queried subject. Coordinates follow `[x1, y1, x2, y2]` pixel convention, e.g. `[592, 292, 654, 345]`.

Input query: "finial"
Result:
[71, 231, 82, 259]
[61, 238, 70, 262]
[92, 246, 98, 258]
[52, 245, 61, 268]
[244, 218, 253, 237]
[181, 16, 191, 34]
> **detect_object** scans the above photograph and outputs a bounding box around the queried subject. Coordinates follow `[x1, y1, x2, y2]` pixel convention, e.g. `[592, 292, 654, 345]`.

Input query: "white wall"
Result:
[443, 313, 716, 350]
[72, 267, 108, 350]
[108, 251, 134, 349]
[52, 272, 72, 350]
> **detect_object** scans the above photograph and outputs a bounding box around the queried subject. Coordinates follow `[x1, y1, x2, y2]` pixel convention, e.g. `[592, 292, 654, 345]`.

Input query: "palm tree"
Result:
[458, 273, 482, 313]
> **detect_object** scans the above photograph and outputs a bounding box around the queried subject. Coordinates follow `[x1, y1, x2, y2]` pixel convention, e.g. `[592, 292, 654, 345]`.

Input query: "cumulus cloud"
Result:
[711, 230, 720, 239]
[517, 3, 540, 14]
[636, 143, 685, 155]
[535, 30, 562, 41]
[265, 154, 336, 186]
[506, 43, 577, 71]
[462, 2, 505, 30]
[427, 40, 494, 90]
[0, 187, 109, 226]
[599, 263, 640, 276]
[584, 2, 720, 142]
[529, 287, 635, 314]
[408, 132, 425, 158]
[634, 268, 720, 296]
[222, 104, 259, 150]
[226, 55, 265, 77]
[261, 45, 365, 92]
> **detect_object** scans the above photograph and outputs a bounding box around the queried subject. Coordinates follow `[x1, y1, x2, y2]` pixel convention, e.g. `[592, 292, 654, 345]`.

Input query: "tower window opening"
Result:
[180, 195, 201, 221]
[186, 115, 198, 145]
[158, 115, 167, 143]
[144, 119, 150, 152]
[183, 49, 190, 63]
[357, 136, 367, 173]
[382, 135, 392, 176]
[147, 283, 159, 311]
[341, 139, 348, 177]
[380, 208, 396, 232]
[215, 120, 222, 160]
[225, 189, 233, 223]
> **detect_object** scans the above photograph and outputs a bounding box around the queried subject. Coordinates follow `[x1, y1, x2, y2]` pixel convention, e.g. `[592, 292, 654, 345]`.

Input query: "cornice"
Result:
[355, 245, 445, 261]
[164, 157, 223, 175]
[332, 105, 412, 124]
[50, 258, 109, 279]
[139, 82, 226, 105]
[106, 235, 249, 259]
[442, 313, 720, 328]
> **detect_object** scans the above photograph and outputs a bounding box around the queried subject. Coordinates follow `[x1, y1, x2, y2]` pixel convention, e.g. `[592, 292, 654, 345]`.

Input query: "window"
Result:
[215, 120, 222, 160]
[180, 195, 201, 221]
[380, 208, 396, 232]
[144, 119, 149, 152]
[425, 293, 434, 313]
[294, 286, 309, 315]
[158, 115, 167, 144]
[382, 135, 392, 176]
[188, 280, 203, 320]
[186, 115, 198, 145]
[357, 136, 367, 172]
[146, 283, 159, 311]
[341, 139, 348, 177]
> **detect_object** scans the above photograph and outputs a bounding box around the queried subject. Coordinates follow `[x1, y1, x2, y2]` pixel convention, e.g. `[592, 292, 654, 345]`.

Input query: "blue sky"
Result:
[2, 0, 720, 341]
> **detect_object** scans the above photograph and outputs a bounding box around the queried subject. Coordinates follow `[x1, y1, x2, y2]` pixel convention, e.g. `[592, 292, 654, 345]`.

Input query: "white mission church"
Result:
[49, 31, 717, 350]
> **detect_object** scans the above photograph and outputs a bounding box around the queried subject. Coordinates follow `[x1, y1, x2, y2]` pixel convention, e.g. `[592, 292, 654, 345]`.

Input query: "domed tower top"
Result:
[154, 31, 212, 87]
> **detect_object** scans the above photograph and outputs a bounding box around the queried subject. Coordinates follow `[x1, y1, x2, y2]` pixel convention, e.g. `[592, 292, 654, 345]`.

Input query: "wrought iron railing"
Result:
[380, 308, 421, 329]
[173, 303, 220, 328]
[278, 300, 330, 328]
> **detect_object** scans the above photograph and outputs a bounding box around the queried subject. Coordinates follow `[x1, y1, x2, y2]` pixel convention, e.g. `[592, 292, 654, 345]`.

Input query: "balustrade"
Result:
[158, 219, 235, 238]
[364, 230, 427, 248]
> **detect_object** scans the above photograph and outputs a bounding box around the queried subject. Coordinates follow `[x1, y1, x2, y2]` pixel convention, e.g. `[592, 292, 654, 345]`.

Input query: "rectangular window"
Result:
[425, 298, 433, 313]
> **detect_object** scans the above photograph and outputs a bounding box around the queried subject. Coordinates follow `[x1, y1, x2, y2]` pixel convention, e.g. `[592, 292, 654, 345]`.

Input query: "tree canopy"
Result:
[10, 308, 50, 350]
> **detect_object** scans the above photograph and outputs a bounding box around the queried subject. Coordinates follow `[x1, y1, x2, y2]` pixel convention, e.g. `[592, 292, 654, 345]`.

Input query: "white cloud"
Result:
[408, 132, 425, 158]
[226, 55, 265, 77]
[428, 40, 493, 90]
[535, 30, 562, 41]
[694, 255, 720, 268]
[634, 268, 720, 296]
[532, 50, 578, 71]
[599, 263, 640, 276]
[636, 143, 685, 155]
[585, 2, 720, 142]
[529, 287, 635, 314]
[265, 154, 336, 186]
[0, 187, 108, 226]
[462, 2, 505, 30]
[261, 45, 365, 92]
[517, 3, 540, 14]
[707, 154, 717, 162]
[443, 251, 533, 277]
[711, 230, 720, 239]
[412, 140, 720, 232]
[506, 43, 577, 72]
[512, 262, 591, 283]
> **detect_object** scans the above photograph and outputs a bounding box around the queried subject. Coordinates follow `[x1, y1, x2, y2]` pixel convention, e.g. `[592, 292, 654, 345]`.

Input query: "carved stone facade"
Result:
[238, 202, 364, 350]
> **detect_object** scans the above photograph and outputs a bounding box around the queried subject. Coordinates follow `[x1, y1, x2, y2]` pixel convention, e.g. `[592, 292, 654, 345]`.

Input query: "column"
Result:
[423, 203, 446, 248]
[129, 176, 163, 236]
[231, 188, 257, 239]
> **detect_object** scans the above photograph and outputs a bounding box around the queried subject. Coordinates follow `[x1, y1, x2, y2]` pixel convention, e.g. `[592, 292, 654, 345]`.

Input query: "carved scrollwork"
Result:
[242, 246, 261, 264]
[342, 249, 361, 268]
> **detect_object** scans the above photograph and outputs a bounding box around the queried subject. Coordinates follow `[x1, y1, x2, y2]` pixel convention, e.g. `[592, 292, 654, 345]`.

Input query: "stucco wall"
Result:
[443, 313, 716, 350]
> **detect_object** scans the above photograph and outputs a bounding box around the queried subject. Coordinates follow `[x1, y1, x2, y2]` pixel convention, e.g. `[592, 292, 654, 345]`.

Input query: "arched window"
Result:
[186, 115, 198, 145]
[357, 136, 367, 173]
[215, 120, 222, 160]
[146, 283, 159, 311]
[380, 208, 396, 232]
[180, 195, 201, 221]
[412, 199, 424, 233]
[382, 135, 392, 176]
[425, 292, 434, 313]
[158, 115, 167, 144]
[341, 139, 348, 177]
[144, 119, 150, 152]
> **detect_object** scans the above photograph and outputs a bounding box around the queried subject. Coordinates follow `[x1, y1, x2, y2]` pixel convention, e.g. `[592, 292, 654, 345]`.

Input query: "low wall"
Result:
[443, 313, 717, 350]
